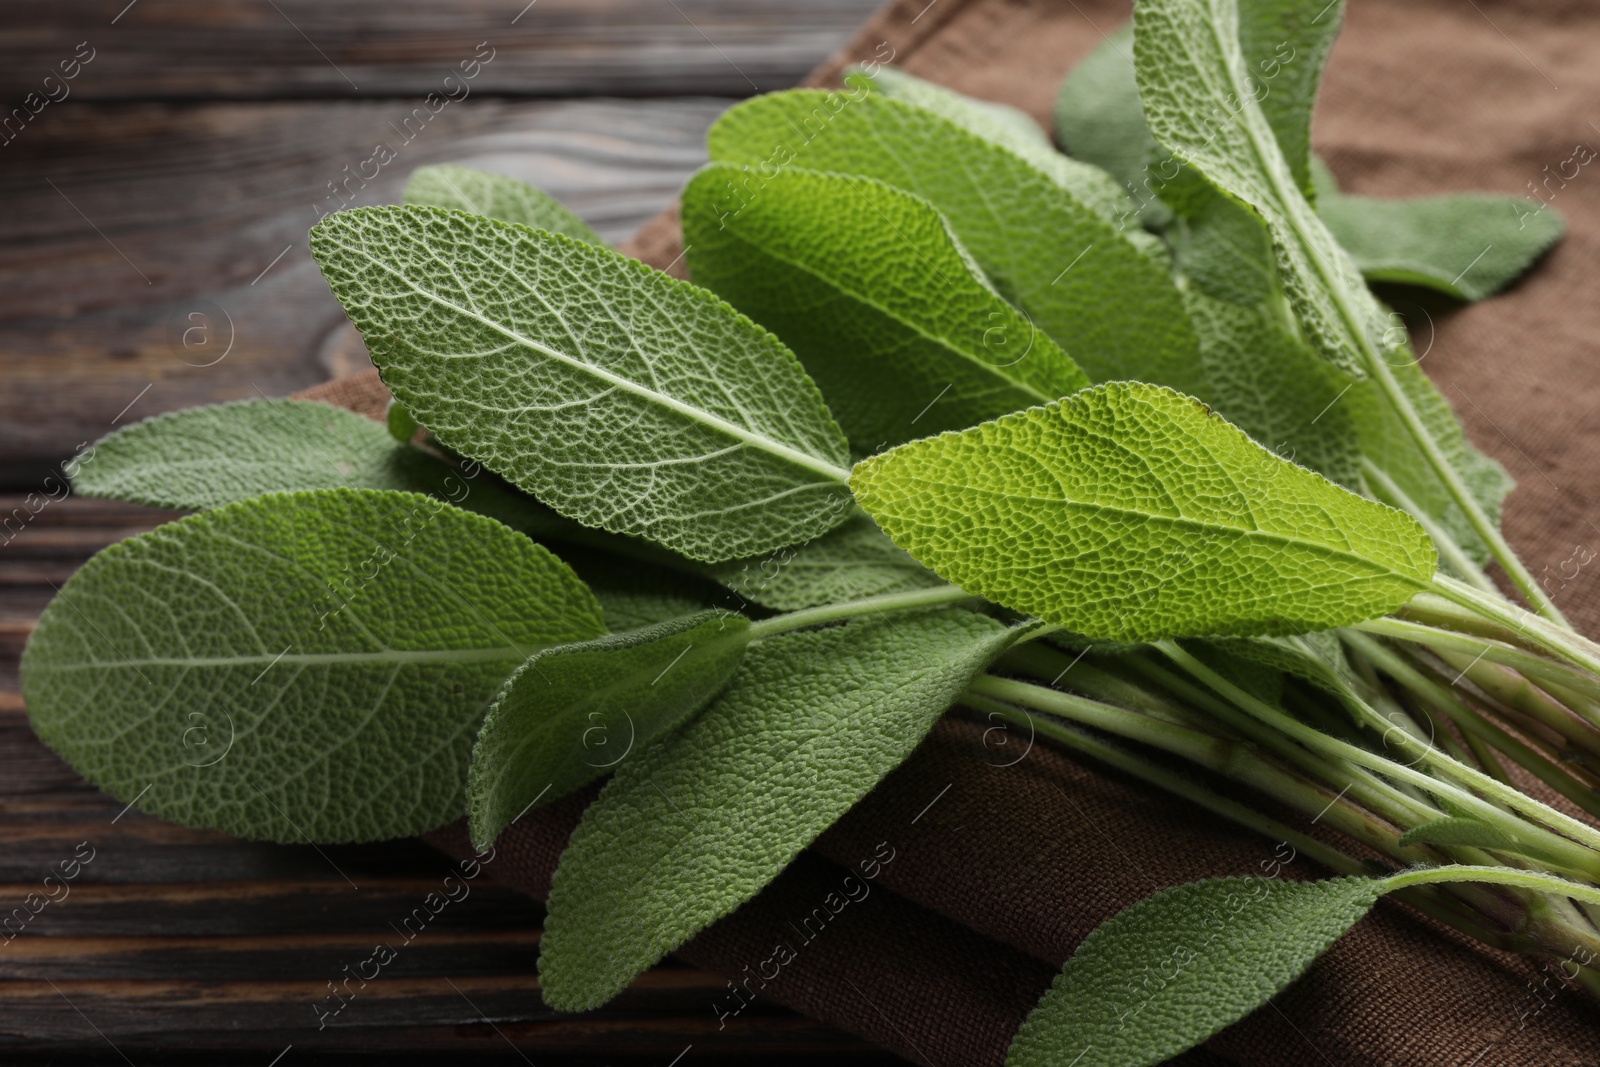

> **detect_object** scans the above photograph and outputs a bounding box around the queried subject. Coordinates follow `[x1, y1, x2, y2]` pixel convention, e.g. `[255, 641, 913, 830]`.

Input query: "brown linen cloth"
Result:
[300, 0, 1600, 1061]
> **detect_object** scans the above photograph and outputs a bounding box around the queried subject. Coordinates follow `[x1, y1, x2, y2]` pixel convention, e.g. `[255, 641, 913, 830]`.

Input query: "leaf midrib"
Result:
[709, 218, 1054, 406]
[874, 471, 1428, 584]
[323, 230, 852, 486]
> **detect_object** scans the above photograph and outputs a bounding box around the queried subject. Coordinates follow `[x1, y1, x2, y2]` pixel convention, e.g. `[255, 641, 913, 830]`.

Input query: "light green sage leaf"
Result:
[683, 165, 1089, 451]
[1320, 191, 1565, 301]
[539, 608, 1015, 1010]
[708, 91, 1204, 394]
[709, 515, 944, 612]
[311, 206, 854, 564]
[851, 382, 1436, 640]
[1349, 354, 1514, 565]
[403, 164, 604, 245]
[851, 67, 1134, 221]
[468, 610, 750, 850]
[69, 398, 575, 541]
[1005, 876, 1384, 1067]
[1134, 0, 1385, 375]
[20, 488, 607, 843]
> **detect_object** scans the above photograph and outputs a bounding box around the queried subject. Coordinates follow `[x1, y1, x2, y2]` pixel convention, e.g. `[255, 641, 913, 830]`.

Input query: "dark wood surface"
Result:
[0, 1, 907, 1061]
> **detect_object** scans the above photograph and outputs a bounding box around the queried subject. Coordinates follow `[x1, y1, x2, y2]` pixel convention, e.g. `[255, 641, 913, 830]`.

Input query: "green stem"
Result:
[1347, 632, 1600, 829]
[1433, 574, 1600, 676]
[1158, 641, 1600, 863]
[961, 694, 1364, 876]
[1386, 865, 1600, 912]
[968, 675, 1426, 864]
[1356, 615, 1600, 710]
[745, 584, 975, 640]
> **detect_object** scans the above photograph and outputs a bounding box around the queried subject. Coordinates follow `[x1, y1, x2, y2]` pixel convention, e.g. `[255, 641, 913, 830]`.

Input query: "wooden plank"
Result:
[0, 0, 879, 102]
[0, 98, 726, 479]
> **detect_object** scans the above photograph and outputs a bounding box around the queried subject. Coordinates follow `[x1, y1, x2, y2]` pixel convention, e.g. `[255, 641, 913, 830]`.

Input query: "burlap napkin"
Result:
[300, 0, 1600, 1061]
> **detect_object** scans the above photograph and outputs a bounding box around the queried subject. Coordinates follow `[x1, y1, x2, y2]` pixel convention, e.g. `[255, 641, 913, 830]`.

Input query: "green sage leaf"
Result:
[20, 488, 607, 843]
[709, 91, 1204, 393]
[468, 610, 750, 850]
[1134, 0, 1384, 375]
[403, 164, 604, 245]
[683, 165, 1089, 451]
[1005, 876, 1384, 1067]
[539, 609, 1015, 1010]
[852, 67, 1134, 220]
[1054, 25, 1158, 213]
[69, 398, 574, 540]
[1320, 191, 1565, 301]
[851, 382, 1436, 640]
[1349, 355, 1515, 565]
[709, 515, 944, 612]
[311, 206, 854, 563]
[1398, 817, 1571, 866]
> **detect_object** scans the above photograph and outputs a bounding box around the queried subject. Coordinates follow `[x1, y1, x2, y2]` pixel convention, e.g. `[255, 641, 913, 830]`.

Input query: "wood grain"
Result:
[0, 495, 901, 1062]
[0, 0, 881, 101]
[0, 98, 725, 483]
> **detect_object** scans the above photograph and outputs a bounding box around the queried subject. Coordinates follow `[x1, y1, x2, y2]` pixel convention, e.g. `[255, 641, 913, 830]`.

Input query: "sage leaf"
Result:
[1234, 0, 1344, 202]
[1182, 288, 1362, 488]
[709, 515, 944, 612]
[539, 609, 1015, 1010]
[311, 206, 854, 563]
[852, 67, 1135, 221]
[1320, 191, 1565, 301]
[1398, 816, 1571, 867]
[20, 489, 607, 843]
[70, 398, 575, 541]
[1134, 0, 1386, 375]
[1350, 355, 1514, 565]
[682, 165, 1089, 451]
[468, 610, 750, 850]
[851, 382, 1436, 640]
[1005, 876, 1384, 1067]
[1054, 25, 1159, 212]
[709, 91, 1205, 394]
[403, 164, 604, 245]
[565, 553, 722, 632]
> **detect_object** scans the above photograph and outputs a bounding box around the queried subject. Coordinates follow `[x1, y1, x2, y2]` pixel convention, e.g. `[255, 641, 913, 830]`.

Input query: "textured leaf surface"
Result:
[1182, 288, 1361, 488]
[70, 398, 574, 539]
[20, 489, 606, 843]
[539, 609, 1013, 1010]
[683, 165, 1088, 451]
[1206, 632, 1354, 697]
[1005, 877, 1383, 1067]
[854, 67, 1133, 220]
[709, 515, 944, 611]
[1054, 25, 1158, 212]
[1320, 191, 1565, 301]
[1349, 355, 1514, 564]
[709, 91, 1203, 393]
[852, 382, 1436, 640]
[468, 611, 749, 850]
[1234, 0, 1344, 201]
[1134, 0, 1385, 375]
[403, 164, 604, 245]
[311, 206, 853, 563]
[1398, 817, 1569, 866]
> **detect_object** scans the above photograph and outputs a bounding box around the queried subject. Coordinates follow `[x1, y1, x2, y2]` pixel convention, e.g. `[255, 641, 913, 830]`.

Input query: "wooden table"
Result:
[0, 2, 906, 1061]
